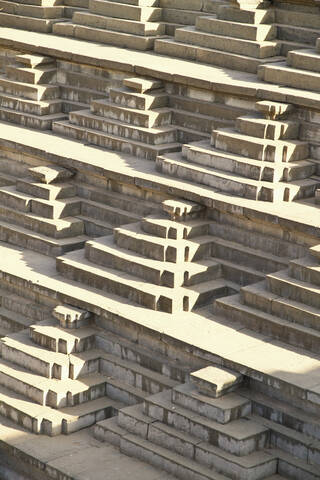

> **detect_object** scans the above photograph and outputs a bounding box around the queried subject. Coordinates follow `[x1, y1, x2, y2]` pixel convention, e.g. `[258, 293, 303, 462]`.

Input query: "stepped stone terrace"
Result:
[0, 0, 319, 479]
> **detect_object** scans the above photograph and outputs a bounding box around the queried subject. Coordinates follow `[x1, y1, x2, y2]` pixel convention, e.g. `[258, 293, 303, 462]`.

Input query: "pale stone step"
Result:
[4, 0, 63, 5]
[60, 85, 106, 105]
[53, 304, 92, 329]
[89, 0, 162, 21]
[0, 218, 88, 257]
[114, 221, 213, 262]
[109, 86, 167, 110]
[175, 26, 280, 59]
[212, 128, 309, 163]
[241, 281, 320, 332]
[259, 62, 320, 93]
[235, 116, 299, 141]
[287, 48, 320, 74]
[0, 185, 33, 212]
[0, 92, 63, 116]
[0, 306, 36, 332]
[0, 0, 64, 19]
[53, 120, 181, 161]
[218, 258, 264, 286]
[15, 54, 54, 68]
[211, 236, 289, 274]
[183, 141, 316, 182]
[275, 7, 320, 30]
[69, 109, 178, 145]
[57, 248, 233, 312]
[154, 38, 284, 74]
[78, 215, 114, 237]
[30, 318, 96, 354]
[156, 153, 284, 202]
[105, 0, 159, 6]
[91, 99, 172, 128]
[169, 95, 247, 122]
[100, 351, 178, 394]
[267, 269, 320, 310]
[310, 245, 320, 261]
[196, 16, 277, 42]
[272, 449, 320, 480]
[96, 329, 191, 383]
[16, 178, 77, 200]
[72, 11, 165, 36]
[94, 415, 127, 445]
[85, 235, 221, 287]
[29, 165, 74, 184]
[0, 107, 66, 130]
[144, 390, 269, 456]
[171, 108, 231, 135]
[218, 5, 274, 25]
[141, 215, 209, 240]
[2, 293, 50, 322]
[0, 204, 84, 238]
[0, 330, 70, 379]
[172, 383, 251, 424]
[0, 12, 66, 33]
[0, 75, 60, 101]
[214, 293, 320, 354]
[276, 24, 319, 48]
[105, 376, 148, 405]
[289, 256, 320, 287]
[190, 365, 243, 398]
[81, 199, 141, 225]
[161, 8, 211, 26]
[0, 172, 16, 187]
[0, 357, 108, 408]
[123, 76, 162, 93]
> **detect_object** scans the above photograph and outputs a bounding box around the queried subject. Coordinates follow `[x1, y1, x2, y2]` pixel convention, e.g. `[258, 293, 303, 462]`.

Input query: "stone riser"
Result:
[141, 217, 209, 241]
[89, 0, 162, 22]
[196, 16, 277, 42]
[0, 12, 65, 33]
[0, 108, 66, 130]
[29, 328, 96, 355]
[110, 88, 168, 111]
[289, 258, 320, 287]
[69, 110, 178, 145]
[16, 179, 77, 201]
[267, 271, 320, 309]
[0, 308, 34, 333]
[6, 65, 57, 86]
[0, 77, 60, 101]
[81, 201, 140, 226]
[0, 93, 63, 116]
[259, 63, 320, 93]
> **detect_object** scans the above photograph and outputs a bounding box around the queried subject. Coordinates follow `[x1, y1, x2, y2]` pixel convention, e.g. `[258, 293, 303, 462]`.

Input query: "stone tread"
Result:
[269, 448, 320, 477]
[81, 199, 143, 223]
[30, 317, 96, 345]
[0, 106, 66, 124]
[145, 389, 268, 441]
[0, 306, 36, 329]
[268, 269, 320, 305]
[0, 91, 62, 110]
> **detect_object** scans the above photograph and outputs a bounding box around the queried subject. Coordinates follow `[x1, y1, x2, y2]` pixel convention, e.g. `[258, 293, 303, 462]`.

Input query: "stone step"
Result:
[156, 153, 285, 202]
[57, 248, 234, 312]
[161, 8, 210, 26]
[52, 120, 181, 161]
[53, 304, 92, 330]
[0, 12, 66, 33]
[100, 351, 178, 394]
[196, 15, 277, 41]
[154, 38, 284, 74]
[0, 357, 108, 408]
[2, 293, 50, 322]
[104, 376, 148, 405]
[182, 141, 316, 182]
[0, 330, 70, 379]
[168, 96, 247, 122]
[214, 293, 320, 354]
[0, 106, 66, 130]
[15, 54, 54, 68]
[267, 269, 320, 310]
[69, 109, 178, 145]
[258, 62, 320, 93]
[81, 199, 141, 225]
[175, 26, 280, 59]
[276, 24, 319, 48]
[0, 92, 63, 116]
[235, 116, 299, 141]
[78, 215, 113, 237]
[241, 281, 320, 332]
[85, 235, 221, 288]
[60, 85, 106, 106]
[93, 415, 127, 444]
[218, 258, 265, 286]
[29, 165, 74, 184]
[310, 245, 320, 261]
[275, 7, 320, 30]
[114, 221, 213, 262]
[0, 75, 60, 101]
[29, 318, 96, 354]
[171, 108, 230, 136]
[106, 0, 159, 6]
[89, 0, 162, 21]
[0, 306, 37, 332]
[0, 218, 88, 257]
[212, 128, 309, 163]
[72, 11, 165, 36]
[211, 236, 289, 274]
[141, 215, 209, 240]
[123, 76, 163, 93]
[289, 256, 320, 287]
[218, 5, 274, 25]
[287, 48, 320, 74]
[96, 329, 192, 383]
[0, 204, 84, 239]
[0, 0, 64, 19]
[56, 23, 159, 51]
[109, 86, 168, 110]
[77, 183, 159, 218]
[143, 390, 269, 456]
[273, 449, 320, 480]
[3, 0, 63, 5]
[91, 99, 172, 128]
[0, 172, 16, 187]
[172, 383, 251, 424]
[16, 178, 77, 200]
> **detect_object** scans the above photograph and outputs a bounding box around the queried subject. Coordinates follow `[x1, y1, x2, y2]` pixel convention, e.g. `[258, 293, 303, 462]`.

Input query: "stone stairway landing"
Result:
[0, 53, 66, 130]
[53, 76, 181, 161]
[157, 100, 320, 203]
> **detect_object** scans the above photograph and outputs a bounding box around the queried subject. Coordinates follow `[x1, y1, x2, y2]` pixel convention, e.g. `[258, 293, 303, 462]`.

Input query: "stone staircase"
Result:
[214, 243, 320, 355]
[0, 0, 67, 33]
[93, 364, 320, 480]
[0, 300, 194, 436]
[56, 199, 240, 313]
[53, 0, 166, 50]
[259, 35, 320, 93]
[0, 53, 67, 130]
[157, 100, 320, 202]
[0, 164, 89, 257]
[154, 0, 284, 73]
[53, 76, 181, 161]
